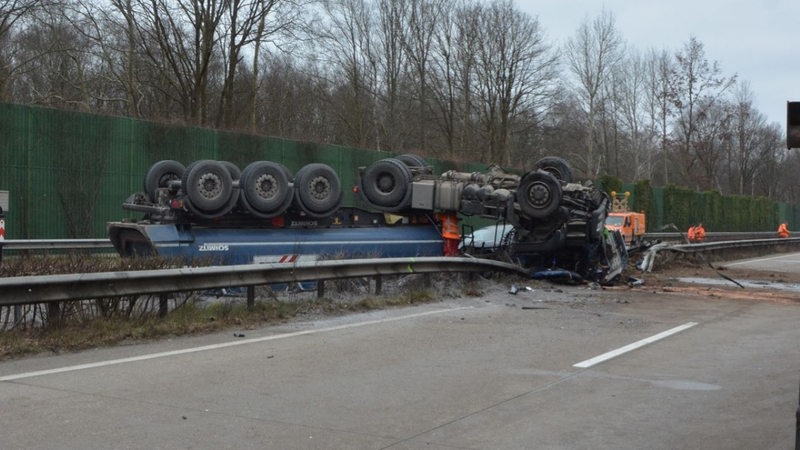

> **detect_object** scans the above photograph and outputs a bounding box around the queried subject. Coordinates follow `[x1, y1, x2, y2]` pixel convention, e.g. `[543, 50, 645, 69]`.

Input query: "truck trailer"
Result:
[107, 155, 627, 284]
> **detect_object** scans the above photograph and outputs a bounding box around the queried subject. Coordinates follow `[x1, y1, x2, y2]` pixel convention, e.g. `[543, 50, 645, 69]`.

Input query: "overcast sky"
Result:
[516, 0, 799, 131]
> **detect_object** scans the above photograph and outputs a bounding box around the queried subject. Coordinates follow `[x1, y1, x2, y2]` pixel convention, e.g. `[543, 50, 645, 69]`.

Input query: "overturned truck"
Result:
[108, 155, 626, 284]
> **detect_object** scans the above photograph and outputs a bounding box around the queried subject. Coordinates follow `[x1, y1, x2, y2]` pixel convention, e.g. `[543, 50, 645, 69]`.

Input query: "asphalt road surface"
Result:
[1, 253, 799, 449]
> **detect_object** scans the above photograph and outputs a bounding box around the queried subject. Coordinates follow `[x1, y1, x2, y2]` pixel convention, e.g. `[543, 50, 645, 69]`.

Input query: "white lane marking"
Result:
[723, 254, 800, 267]
[573, 322, 698, 368]
[0, 307, 472, 382]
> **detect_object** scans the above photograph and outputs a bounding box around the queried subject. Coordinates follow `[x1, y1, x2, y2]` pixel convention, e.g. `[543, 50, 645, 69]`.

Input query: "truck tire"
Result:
[144, 160, 185, 202]
[517, 170, 562, 219]
[359, 158, 412, 210]
[396, 154, 431, 174]
[181, 160, 234, 214]
[239, 161, 293, 218]
[535, 156, 573, 183]
[293, 163, 343, 218]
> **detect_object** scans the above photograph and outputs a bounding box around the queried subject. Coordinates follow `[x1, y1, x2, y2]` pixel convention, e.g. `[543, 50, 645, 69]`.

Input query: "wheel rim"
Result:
[526, 180, 554, 209]
[255, 173, 279, 199]
[307, 175, 332, 200]
[197, 173, 224, 200]
[376, 173, 395, 193]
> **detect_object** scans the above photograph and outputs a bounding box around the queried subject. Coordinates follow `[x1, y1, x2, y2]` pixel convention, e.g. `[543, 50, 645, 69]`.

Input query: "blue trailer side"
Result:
[108, 221, 444, 265]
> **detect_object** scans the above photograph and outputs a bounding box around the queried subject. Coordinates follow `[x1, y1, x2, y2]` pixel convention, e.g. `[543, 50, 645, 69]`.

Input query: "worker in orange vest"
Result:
[437, 212, 460, 256]
[694, 223, 706, 242]
[778, 222, 790, 238]
[688, 223, 706, 243]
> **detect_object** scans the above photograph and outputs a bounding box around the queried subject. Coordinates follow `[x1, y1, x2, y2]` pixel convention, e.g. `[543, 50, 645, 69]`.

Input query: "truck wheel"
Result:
[240, 161, 293, 218]
[535, 156, 573, 183]
[182, 160, 234, 213]
[518, 170, 562, 219]
[294, 163, 343, 218]
[396, 154, 431, 174]
[359, 158, 412, 209]
[144, 160, 185, 202]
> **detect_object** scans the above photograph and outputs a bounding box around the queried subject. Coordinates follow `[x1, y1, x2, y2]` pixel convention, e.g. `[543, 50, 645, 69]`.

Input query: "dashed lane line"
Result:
[573, 322, 698, 368]
[0, 307, 472, 382]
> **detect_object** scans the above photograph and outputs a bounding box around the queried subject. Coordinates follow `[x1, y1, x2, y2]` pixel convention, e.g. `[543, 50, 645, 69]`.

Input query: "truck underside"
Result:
[108, 155, 627, 284]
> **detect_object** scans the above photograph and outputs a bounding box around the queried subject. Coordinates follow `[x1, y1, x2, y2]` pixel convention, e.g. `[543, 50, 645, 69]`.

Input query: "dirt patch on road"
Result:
[609, 252, 800, 306]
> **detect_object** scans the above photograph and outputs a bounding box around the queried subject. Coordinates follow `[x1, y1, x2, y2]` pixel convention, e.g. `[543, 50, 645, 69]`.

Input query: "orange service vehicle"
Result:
[604, 191, 646, 245]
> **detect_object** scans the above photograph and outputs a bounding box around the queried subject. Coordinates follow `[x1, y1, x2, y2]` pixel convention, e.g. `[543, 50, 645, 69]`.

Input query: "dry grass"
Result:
[0, 255, 463, 360]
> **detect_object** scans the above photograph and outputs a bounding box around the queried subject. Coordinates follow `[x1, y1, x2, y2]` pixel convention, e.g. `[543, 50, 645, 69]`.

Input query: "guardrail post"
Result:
[374, 275, 382, 295]
[158, 293, 168, 318]
[47, 302, 61, 327]
[247, 286, 255, 310]
[317, 280, 325, 298]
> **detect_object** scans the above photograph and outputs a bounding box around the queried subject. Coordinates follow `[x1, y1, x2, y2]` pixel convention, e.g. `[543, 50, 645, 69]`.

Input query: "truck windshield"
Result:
[605, 216, 624, 227]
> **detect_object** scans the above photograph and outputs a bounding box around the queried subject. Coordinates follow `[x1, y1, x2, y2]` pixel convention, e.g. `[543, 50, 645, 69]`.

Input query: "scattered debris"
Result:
[627, 277, 644, 287]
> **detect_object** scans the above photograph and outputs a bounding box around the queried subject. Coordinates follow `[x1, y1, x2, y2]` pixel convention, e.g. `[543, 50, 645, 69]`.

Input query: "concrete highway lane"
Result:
[1, 270, 799, 449]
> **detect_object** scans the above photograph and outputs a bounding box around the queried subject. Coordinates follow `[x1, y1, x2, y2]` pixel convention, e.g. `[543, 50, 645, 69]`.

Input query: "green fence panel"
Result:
[3, 102, 800, 239]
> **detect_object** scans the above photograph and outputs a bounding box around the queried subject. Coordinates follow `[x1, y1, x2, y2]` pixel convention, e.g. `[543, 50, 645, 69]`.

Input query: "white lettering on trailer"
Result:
[290, 220, 319, 227]
[198, 243, 230, 252]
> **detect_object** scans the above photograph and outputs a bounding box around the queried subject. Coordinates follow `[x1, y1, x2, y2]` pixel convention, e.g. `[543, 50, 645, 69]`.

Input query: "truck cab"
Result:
[604, 191, 646, 245]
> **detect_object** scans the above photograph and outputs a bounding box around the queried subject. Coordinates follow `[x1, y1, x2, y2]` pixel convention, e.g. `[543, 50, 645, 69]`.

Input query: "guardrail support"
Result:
[247, 286, 255, 310]
[317, 280, 325, 298]
[158, 293, 168, 318]
[375, 275, 382, 295]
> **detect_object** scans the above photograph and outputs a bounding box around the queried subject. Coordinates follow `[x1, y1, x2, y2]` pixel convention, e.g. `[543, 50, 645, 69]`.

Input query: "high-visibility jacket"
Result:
[694, 225, 706, 242]
[437, 213, 460, 240]
[687, 226, 696, 242]
[778, 223, 790, 238]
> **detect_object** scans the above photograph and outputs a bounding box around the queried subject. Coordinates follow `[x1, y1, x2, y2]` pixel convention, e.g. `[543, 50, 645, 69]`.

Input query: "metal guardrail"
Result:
[644, 231, 785, 242]
[0, 239, 112, 251]
[0, 257, 528, 307]
[1, 235, 798, 306]
[638, 237, 800, 272]
[666, 237, 800, 252]
[0, 232, 785, 251]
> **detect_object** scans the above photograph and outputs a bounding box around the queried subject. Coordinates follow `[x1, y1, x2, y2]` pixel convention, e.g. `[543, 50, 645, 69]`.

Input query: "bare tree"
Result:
[564, 9, 623, 177]
[128, 0, 226, 124]
[399, 0, 443, 151]
[318, 0, 379, 148]
[374, 0, 410, 151]
[721, 82, 786, 198]
[0, 0, 42, 100]
[472, 0, 557, 166]
[643, 48, 674, 185]
[614, 50, 654, 181]
[14, 2, 100, 110]
[668, 35, 736, 187]
[690, 98, 734, 191]
[432, 0, 483, 160]
[218, 0, 308, 129]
